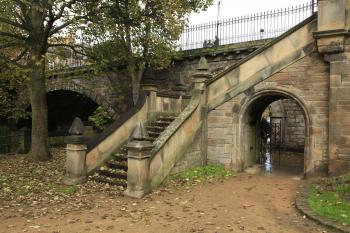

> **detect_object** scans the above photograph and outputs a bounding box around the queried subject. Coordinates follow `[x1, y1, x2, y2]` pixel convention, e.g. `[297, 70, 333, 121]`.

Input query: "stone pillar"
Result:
[173, 76, 187, 112]
[315, 0, 350, 175]
[314, 0, 347, 54]
[192, 57, 212, 166]
[124, 122, 154, 198]
[63, 117, 89, 185]
[142, 84, 158, 113]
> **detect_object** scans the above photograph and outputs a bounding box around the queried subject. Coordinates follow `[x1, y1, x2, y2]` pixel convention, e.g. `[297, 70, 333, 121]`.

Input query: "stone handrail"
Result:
[85, 91, 149, 173]
[148, 90, 202, 188]
[206, 14, 317, 110]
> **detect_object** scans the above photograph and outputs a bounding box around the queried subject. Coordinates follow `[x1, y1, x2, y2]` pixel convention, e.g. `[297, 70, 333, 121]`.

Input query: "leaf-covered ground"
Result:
[0, 149, 336, 233]
[0, 148, 124, 218]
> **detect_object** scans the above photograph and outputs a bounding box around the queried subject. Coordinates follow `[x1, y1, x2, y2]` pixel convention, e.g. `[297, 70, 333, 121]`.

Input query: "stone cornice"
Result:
[313, 29, 350, 39]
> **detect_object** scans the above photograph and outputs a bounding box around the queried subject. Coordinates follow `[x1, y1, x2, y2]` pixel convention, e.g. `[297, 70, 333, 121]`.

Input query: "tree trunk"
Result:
[27, 56, 51, 161]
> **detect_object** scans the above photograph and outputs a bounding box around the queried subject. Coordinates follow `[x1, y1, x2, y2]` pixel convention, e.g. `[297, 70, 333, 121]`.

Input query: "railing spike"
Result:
[177, 1, 316, 50]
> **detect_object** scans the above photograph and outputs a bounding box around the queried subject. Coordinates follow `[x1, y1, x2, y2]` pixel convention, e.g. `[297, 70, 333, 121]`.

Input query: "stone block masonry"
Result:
[282, 99, 306, 148]
[206, 52, 330, 176]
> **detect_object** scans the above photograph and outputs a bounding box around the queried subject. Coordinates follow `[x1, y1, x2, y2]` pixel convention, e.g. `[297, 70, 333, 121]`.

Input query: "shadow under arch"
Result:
[237, 88, 312, 177]
[19, 90, 100, 133]
[46, 80, 117, 118]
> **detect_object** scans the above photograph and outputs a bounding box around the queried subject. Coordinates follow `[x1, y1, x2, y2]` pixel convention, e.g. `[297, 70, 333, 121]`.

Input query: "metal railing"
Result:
[178, 1, 317, 50]
[0, 126, 19, 154]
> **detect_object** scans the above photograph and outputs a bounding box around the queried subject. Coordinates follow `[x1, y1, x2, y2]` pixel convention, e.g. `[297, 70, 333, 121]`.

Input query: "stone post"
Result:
[124, 122, 154, 198]
[192, 57, 212, 166]
[314, 0, 350, 175]
[173, 76, 187, 112]
[63, 117, 90, 185]
[142, 83, 158, 114]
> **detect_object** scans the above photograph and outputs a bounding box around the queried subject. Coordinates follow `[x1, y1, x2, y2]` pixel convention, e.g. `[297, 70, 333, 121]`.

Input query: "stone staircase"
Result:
[146, 115, 176, 142]
[90, 113, 176, 188]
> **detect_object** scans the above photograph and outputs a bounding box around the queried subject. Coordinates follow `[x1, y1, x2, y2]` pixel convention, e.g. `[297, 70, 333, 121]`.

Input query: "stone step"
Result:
[92, 176, 127, 188]
[158, 116, 175, 122]
[107, 160, 128, 171]
[97, 167, 127, 180]
[91, 113, 178, 188]
[148, 131, 161, 137]
[113, 153, 128, 162]
[119, 146, 128, 153]
[160, 114, 176, 118]
[154, 121, 171, 127]
[146, 125, 166, 132]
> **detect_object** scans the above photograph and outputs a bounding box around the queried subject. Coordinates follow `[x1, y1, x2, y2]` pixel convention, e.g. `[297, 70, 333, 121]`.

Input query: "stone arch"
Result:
[237, 87, 312, 176]
[46, 80, 118, 118]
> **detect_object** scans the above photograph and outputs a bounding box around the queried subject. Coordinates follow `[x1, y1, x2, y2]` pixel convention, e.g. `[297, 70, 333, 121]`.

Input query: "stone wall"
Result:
[171, 131, 202, 175]
[281, 99, 305, 148]
[150, 40, 268, 92]
[327, 37, 350, 175]
[206, 52, 330, 176]
[207, 100, 237, 165]
[265, 99, 306, 149]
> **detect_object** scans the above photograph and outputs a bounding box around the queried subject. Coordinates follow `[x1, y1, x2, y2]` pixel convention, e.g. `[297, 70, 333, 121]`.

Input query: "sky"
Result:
[189, 0, 314, 25]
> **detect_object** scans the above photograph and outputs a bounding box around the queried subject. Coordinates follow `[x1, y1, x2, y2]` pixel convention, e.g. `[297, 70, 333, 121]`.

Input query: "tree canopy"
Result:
[84, 0, 213, 103]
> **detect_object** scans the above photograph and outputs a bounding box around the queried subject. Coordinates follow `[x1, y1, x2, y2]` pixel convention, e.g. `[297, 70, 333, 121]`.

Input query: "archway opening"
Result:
[242, 93, 307, 176]
[46, 90, 98, 133]
[18, 90, 99, 136]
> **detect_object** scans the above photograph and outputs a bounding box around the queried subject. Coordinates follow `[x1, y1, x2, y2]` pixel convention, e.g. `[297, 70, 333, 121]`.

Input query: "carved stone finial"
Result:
[126, 122, 154, 152]
[173, 76, 187, 94]
[192, 56, 212, 89]
[69, 117, 85, 135]
[176, 75, 185, 86]
[197, 56, 209, 71]
[132, 122, 151, 141]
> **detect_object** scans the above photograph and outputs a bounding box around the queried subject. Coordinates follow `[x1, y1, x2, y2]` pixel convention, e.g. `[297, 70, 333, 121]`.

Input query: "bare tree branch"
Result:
[49, 15, 88, 37]
[13, 0, 26, 8]
[48, 43, 89, 57]
[0, 16, 28, 31]
[0, 31, 26, 41]
[0, 42, 25, 49]
[53, 0, 77, 21]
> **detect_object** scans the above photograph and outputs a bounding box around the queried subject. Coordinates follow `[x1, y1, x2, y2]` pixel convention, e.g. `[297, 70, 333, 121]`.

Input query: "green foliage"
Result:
[46, 183, 79, 195]
[308, 174, 350, 226]
[84, 0, 214, 82]
[0, 67, 28, 120]
[175, 164, 235, 183]
[0, 0, 101, 160]
[88, 107, 113, 130]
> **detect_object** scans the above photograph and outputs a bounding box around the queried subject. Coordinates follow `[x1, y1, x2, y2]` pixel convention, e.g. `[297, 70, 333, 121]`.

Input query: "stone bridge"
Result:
[45, 39, 268, 111]
[61, 0, 350, 198]
[40, 39, 268, 132]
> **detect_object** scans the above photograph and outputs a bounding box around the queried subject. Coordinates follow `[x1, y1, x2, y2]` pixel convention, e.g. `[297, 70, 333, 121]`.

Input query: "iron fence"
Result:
[0, 126, 19, 154]
[178, 1, 317, 50]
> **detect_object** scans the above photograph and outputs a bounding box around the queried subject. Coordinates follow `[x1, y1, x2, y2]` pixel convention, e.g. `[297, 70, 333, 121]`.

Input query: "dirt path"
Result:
[1, 173, 334, 233]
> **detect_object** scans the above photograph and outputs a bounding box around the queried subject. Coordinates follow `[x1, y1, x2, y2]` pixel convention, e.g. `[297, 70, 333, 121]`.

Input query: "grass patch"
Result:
[45, 183, 79, 195]
[308, 174, 350, 226]
[174, 164, 235, 183]
[55, 185, 79, 194]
